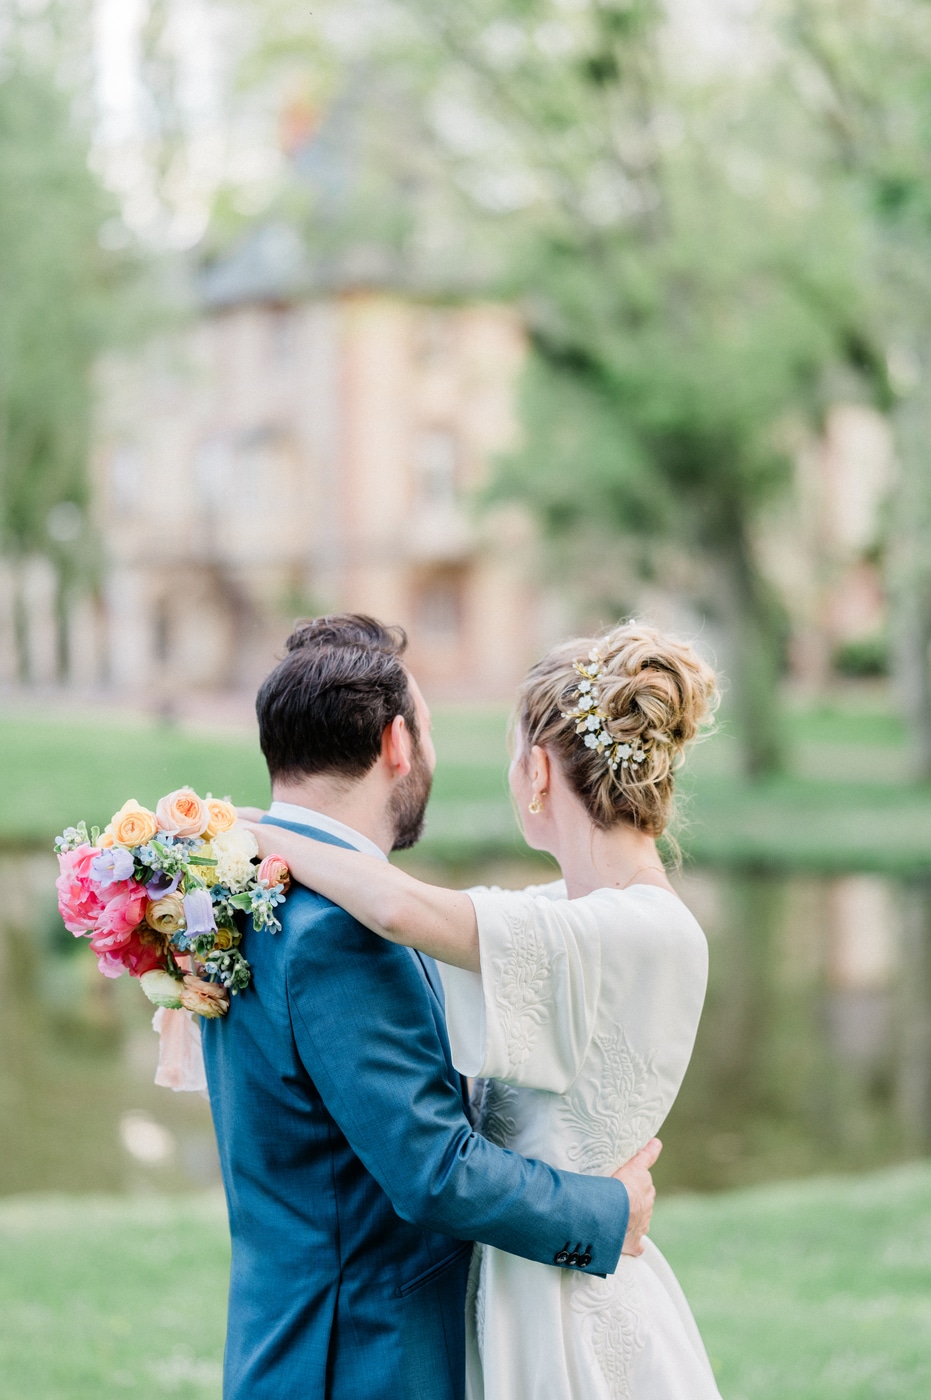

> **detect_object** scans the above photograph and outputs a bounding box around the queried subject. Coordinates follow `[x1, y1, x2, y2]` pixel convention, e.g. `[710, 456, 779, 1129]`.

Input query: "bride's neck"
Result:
[551, 816, 667, 901]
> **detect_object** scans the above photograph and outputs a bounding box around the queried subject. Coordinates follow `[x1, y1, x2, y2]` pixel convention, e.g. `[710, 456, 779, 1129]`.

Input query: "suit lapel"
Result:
[411, 948, 445, 1010]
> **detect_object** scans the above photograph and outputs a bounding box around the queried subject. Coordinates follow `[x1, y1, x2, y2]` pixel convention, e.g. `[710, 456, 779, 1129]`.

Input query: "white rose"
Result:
[140, 969, 184, 1009]
[211, 824, 259, 892]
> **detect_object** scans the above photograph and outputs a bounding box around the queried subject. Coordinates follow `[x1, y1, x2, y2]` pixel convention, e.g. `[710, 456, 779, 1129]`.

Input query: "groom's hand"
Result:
[613, 1137, 662, 1257]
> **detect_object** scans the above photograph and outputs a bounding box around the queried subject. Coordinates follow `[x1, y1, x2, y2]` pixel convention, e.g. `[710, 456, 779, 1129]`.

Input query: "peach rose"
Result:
[179, 975, 229, 1018]
[146, 892, 186, 936]
[97, 832, 115, 848]
[203, 798, 238, 840]
[108, 799, 159, 848]
[155, 787, 209, 839]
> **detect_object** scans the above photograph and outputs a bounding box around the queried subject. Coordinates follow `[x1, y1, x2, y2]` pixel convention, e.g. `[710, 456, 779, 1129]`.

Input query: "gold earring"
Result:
[528, 793, 545, 815]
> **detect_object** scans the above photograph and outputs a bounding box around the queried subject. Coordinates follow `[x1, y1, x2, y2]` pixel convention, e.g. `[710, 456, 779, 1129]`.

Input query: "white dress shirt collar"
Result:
[266, 801, 388, 863]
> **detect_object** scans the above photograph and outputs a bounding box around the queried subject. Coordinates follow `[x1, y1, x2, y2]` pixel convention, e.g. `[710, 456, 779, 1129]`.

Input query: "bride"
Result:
[242, 620, 722, 1400]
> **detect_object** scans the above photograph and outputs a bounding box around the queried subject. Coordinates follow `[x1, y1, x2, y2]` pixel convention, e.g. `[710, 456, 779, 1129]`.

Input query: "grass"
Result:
[3, 694, 931, 873]
[657, 1162, 931, 1400]
[1, 1163, 929, 1398]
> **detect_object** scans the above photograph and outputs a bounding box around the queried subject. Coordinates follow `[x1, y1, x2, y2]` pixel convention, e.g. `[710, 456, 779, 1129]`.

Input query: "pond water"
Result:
[2, 854, 930, 1197]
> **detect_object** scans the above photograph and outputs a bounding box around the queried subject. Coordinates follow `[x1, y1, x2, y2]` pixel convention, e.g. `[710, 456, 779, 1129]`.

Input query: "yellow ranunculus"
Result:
[109, 799, 159, 848]
[194, 843, 220, 887]
[146, 893, 186, 935]
[203, 798, 238, 840]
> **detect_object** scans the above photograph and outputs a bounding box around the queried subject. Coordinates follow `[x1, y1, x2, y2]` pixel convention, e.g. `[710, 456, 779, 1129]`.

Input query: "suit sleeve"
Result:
[286, 899, 628, 1277]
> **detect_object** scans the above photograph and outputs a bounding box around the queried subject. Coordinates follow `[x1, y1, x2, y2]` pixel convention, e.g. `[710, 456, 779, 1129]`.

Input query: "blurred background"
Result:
[2, 0, 931, 1394]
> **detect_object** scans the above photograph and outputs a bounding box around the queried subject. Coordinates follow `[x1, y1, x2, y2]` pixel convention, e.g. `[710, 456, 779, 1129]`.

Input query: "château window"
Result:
[416, 572, 463, 643]
[414, 430, 459, 508]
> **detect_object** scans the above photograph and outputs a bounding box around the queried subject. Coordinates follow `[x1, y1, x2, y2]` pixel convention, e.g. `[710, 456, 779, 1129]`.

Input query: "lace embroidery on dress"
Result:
[491, 912, 561, 1070]
[472, 1078, 520, 1148]
[560, 1028, 665, 1173]
[569, 1270, 647, 1399]
[466, 1245, 488, 1361]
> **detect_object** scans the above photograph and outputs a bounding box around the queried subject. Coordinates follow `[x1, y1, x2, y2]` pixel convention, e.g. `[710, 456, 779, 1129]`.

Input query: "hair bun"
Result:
[518, 620, 718, 837]
[597, 626, 717, 760]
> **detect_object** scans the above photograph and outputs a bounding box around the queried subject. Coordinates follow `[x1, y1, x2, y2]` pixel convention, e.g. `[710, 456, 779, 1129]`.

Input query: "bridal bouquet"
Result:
[54, 787, 290, 1018]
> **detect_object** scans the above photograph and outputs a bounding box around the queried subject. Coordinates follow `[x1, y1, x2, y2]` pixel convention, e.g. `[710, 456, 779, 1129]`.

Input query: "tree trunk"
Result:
[890, 366, 931, 781]
[891, 584, 931, 780]
[719, 533, 786, 778]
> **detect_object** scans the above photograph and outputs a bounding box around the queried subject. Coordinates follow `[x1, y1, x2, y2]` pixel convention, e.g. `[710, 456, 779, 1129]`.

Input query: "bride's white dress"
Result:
[442, 881, 723, 1400]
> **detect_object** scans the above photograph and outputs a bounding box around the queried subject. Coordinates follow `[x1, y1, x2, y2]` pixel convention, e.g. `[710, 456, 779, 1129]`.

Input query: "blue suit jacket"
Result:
[202, 820, 629, 1400]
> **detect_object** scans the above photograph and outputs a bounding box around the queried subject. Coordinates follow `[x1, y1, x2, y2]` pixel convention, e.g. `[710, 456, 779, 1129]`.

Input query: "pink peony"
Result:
[56, 845, 108, 935]
[94, 929, 166, 980]
[94, 881, 148, 942]
[95, 950, 130, 979]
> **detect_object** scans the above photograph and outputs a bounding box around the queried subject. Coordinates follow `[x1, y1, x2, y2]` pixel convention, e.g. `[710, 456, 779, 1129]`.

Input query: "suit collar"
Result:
[266, 802, 387, 862]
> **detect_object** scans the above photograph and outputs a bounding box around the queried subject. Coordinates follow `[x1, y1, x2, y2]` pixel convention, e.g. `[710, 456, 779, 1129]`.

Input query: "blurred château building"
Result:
[0, 58, 897, 703]
[87, 236, 543, 702]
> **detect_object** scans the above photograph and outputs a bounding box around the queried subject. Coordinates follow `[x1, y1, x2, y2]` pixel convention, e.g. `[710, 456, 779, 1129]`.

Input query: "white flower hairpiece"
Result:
[562, 649, 650, 774]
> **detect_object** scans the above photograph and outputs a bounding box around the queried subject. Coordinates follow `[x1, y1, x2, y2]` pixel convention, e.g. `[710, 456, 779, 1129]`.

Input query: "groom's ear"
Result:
[382, 714, 413, 779]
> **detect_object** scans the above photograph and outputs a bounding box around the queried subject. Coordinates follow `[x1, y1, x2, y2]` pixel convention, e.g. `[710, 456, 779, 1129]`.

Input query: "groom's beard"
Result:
[389, 740, 433, 851]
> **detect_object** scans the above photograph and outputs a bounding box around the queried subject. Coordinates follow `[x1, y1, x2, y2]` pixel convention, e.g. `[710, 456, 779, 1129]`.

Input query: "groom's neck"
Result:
[271, 773, 393, 855]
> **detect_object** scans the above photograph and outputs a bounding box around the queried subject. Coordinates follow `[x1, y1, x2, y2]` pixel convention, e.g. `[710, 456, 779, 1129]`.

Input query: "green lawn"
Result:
[1, 1163, 929, 1398]
[3, 695, 931, 873]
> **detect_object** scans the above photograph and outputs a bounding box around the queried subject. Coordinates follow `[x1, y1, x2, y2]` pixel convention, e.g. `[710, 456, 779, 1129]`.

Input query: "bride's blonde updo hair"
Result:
[516, 621, 719, 836]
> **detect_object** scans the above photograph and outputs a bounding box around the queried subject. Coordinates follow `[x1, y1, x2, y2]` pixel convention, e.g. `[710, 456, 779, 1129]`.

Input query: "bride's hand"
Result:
[237, 817, 275, 857]
[235, 806, 267, 824]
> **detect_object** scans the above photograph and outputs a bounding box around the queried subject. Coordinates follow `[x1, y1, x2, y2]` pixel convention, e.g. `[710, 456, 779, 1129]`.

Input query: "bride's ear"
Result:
[529, 744, 551, 797]
[383, 714, 413, 779]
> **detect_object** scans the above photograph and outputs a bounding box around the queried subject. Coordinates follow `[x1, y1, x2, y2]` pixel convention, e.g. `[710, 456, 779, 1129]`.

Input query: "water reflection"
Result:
[660, 868, 931, 1191]
[0, 854, 220, 1196]
[2, 855, 930, 1195]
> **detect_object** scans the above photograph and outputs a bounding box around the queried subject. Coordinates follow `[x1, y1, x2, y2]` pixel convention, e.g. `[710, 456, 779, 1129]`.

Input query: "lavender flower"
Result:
[183, 887, 217, 940]
[145, 869, 182, 899]
[90, 846, 136, 886]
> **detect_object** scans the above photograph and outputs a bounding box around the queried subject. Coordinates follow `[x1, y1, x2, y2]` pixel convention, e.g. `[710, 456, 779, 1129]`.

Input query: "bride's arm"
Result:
[241, 820, 480, 972]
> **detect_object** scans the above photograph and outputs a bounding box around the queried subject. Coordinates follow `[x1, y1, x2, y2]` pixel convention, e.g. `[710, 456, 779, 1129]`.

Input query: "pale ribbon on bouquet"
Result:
[152, 1007, 209, 1094]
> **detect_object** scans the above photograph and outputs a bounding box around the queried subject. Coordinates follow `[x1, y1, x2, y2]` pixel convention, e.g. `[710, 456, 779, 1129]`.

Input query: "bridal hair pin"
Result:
[562, 649, 651, 775]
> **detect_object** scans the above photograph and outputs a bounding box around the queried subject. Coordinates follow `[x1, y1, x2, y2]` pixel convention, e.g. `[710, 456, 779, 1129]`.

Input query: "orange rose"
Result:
[179, 975, 229, 1018]
[108, 799, 159, 848]
[156, 787, 209, 839]
[97, 832, 115, 848]
[203, 797, 237, 840]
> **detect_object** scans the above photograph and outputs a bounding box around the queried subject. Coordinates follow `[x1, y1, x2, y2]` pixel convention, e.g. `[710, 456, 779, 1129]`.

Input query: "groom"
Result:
[202, 614, 661, 1400]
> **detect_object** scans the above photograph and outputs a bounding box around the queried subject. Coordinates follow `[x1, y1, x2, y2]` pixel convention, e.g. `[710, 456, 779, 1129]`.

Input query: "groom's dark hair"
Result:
[256, 614, 419, 783]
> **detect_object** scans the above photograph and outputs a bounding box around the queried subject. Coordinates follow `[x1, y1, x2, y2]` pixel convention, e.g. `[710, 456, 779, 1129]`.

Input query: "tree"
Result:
[0, 26, 115, 675]
[780, 0, 931, 776]
[385, 0, 884, 773]
[228, 0, 890, 772]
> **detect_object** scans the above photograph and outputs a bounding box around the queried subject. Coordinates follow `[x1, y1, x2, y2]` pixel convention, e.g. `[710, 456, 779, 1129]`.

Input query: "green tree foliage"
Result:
[780, 0, 931, 773]
[0, 55, 109, 564]
[378, 0, 888, 773]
